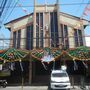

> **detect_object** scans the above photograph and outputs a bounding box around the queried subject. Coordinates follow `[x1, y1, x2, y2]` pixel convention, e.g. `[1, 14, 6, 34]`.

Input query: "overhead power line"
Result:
[75, 0, 84, 13]
[1, 0, 15, 22]
[0, 3, 90, 8]
[3, 1, 19, 23]
[60, 2, 90, 6]
[0, 0, 8, 17]
[0, 0, 20, 24]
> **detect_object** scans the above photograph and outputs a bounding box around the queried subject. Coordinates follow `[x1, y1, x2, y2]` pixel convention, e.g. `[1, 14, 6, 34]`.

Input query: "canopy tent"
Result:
[1, 46, 89, 62]
[0, 48, 29, 72]
[65, 46, 90, 71]
[31, 46, 90, 62]
[0, 48, 29, 62]
[66, 46, 90, 61]
[31, 47, 62, 63]
[0, 48, 29, 89]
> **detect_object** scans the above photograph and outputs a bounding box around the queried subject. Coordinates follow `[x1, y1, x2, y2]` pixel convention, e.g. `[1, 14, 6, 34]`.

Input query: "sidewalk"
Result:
[4, 86, 47, 90]
[71, 85, 90, 90]
[2, 85, 90, 90]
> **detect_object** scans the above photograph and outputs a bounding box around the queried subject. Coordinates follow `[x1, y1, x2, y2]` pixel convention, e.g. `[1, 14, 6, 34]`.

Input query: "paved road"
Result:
[0, 86, 90, 90]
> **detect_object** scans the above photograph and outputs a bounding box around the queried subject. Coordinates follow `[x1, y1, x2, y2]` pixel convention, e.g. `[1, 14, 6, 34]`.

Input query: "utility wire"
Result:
[1, 0, 14, 23]
[75, 0, 85, 13]
[0, 3, 90, 8]
[2, 0, 20, 23]
[1, 1, 90, 25]
[0, 0, 9, 30]
[0, 0, 7, 17]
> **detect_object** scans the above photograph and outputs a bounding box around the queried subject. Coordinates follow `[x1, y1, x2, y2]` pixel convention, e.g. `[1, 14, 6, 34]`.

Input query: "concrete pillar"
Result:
[33, 0, 36, 48]
[56, 0, 62, 47]
[68, 27, 75, 48]
[20, 28, 26, 49]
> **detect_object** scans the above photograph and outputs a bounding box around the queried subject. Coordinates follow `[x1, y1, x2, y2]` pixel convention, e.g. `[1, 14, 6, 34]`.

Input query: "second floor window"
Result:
[74, 29, 83, 47]
[36, 13, 44, 48]
[60, 24, 69, 49]
[26, 24, 33, 50]
[50, 12, 59, 47]
[13, 31, 16, 48]
[17, 30, 21, 48]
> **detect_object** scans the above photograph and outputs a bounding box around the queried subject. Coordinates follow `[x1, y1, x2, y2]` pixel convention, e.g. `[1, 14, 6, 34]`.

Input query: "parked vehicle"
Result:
[0, 80, 7, 88]
[49, 70, 71, 90]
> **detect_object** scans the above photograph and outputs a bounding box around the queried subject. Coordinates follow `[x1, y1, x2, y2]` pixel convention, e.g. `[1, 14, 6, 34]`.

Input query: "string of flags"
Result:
[74, 1, 90, 29]
[82, 0, 90, 17]
[15, 0, 29, 15]
[17, 3, 29, 15]
[83, 6, 90, 16]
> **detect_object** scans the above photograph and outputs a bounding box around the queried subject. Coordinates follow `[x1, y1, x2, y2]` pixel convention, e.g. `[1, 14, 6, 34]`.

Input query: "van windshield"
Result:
[52, 72, 67, 77]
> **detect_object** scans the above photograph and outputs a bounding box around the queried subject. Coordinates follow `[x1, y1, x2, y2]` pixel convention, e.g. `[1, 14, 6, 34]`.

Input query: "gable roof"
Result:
[60, 12, 88, 22]
[4, 12, 89, 26]
[4, 13, 33, 25]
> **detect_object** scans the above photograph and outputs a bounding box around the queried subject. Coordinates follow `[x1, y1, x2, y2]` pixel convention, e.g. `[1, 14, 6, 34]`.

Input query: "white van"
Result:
[49, 70, 71, 90]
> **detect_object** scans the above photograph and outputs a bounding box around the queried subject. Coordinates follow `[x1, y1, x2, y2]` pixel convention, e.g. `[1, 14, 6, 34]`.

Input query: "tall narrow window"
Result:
[50, 12, 59, 47]
[54, 12, 59, 47]
[36, 13, 39, 48]
[78, 30, 83, 46]
[60, 24, 69, 49]
[17, 30, 21, 48]
[26, 24, 33, 50]
[13, 31, 16, 48]
[74, 29, 79, 47]
[64, 25, 69, 48]
[40, 13, 43, 48]
[61, 24, 64, 47]
[74, 29, 83, 47]
[50, 12, 54, 47]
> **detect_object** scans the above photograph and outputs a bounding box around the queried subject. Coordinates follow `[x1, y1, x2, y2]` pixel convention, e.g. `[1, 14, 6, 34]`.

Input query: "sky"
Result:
[0, 0, 90, 45]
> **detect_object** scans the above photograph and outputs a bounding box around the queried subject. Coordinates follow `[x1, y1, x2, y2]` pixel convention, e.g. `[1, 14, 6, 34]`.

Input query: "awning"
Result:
[66, 46, 90, 60]
[31, 47, 62, 63]
[0, 48, 29, 62]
